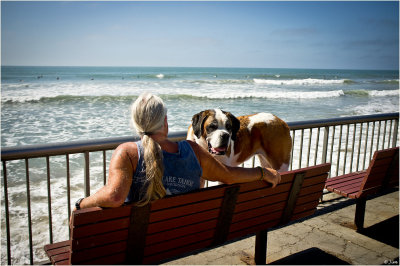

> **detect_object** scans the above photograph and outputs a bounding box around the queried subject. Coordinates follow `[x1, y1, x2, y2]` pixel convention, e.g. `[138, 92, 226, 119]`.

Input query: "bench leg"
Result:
[255, 229, 268, 265]
[355, 198, 366, 231]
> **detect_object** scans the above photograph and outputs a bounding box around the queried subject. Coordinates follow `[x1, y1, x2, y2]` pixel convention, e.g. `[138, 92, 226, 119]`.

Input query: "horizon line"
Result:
[2, 65, 399, 72]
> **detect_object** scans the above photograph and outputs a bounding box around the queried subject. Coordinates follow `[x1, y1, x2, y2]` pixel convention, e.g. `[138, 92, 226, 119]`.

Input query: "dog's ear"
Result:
[192, 111, 208, 139]
[226, 112, 240, 141]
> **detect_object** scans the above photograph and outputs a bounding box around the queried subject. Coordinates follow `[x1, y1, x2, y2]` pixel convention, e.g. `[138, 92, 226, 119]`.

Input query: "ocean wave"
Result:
[3, 88, 398, 104]
[372, 79, 399, 84]
[189, 79, 253, 85]
[344, 89, 398, 97]
[253, 78, 348, 85]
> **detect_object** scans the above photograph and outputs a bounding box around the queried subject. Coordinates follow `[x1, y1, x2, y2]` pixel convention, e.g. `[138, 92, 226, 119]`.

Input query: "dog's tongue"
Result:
[212, 147, 226, 153]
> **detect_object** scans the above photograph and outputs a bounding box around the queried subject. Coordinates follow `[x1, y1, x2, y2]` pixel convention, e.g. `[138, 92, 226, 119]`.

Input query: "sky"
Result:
[1, 1, 399, 70]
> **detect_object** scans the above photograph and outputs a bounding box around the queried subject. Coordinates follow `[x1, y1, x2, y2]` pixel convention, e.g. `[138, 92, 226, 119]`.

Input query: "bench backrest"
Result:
[358, 147, 399, 197]
[69, 163, 330, 265]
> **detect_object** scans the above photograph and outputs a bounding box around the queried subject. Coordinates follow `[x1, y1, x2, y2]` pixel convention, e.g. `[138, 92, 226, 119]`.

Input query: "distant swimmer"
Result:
[91, 78, 94, 80]
[57, 77, 60, 80]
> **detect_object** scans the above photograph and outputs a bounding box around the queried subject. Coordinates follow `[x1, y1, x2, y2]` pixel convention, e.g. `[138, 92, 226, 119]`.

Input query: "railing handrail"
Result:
[1, 112, 398, 161]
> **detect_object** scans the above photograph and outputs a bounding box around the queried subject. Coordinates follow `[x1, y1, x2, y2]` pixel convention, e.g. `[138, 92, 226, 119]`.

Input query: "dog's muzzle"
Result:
[207, 133, 230, 155]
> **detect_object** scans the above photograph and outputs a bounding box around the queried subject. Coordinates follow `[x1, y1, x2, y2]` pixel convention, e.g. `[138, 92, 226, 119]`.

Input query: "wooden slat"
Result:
[147, 209, 220, 235]
[46, 245, 70, 257]
[298, 182, 326, 197]
[372, 147, 397, 160]
[328, 180, 363, 195]
[52, 252, 70, 264]
[72, 206, 130, 226]
[325, 172, 365, 186]
[44, 240, 71, 251]
[229, 210, 282, 233]
[149, 198, 223, 223]
[72, 217, 130, 239]
[150, 186, 226, 211]
[227, 220, 279, 241]
[236, 183, 292, 203]
[146, 219, 218, 245]
[291, 209, 316, 221]
[296, 191, 323, 205]
[232, 201, 286, 223]
[293, 201, 319, 215]
[71, 241, 127, 264]
[72, 229, 128, 250]
[301, 174, 328, 186]
[144, 229, 214, 257]
[234, 192, 290, 213]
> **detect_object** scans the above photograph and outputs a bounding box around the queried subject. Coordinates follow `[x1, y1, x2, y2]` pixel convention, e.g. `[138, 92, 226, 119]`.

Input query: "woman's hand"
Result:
[262, 168, 281, 188]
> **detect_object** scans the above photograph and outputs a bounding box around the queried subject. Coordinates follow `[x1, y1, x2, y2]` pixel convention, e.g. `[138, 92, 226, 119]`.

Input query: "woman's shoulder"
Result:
[114, 142, 139, 163]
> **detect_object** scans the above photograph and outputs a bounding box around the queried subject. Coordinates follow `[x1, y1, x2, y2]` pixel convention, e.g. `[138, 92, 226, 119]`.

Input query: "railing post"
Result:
[321, 126, 329, 164]
[392, 119, 398, 148]
[2, 161, 12, 265]
[84, 151, 90, 197]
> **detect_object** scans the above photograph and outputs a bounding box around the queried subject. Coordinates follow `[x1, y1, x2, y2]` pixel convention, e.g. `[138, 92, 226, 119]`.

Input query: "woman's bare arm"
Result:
[77, 142, 137, 209]
[188, 140, 281, 187]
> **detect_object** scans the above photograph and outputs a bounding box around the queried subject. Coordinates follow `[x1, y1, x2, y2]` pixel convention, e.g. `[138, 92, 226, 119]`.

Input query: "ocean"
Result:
[2, 66, 398, 146]
[1, 66, 399, 264]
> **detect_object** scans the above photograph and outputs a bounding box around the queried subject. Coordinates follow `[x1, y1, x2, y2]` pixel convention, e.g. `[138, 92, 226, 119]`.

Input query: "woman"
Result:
[74, 93, 280, 210]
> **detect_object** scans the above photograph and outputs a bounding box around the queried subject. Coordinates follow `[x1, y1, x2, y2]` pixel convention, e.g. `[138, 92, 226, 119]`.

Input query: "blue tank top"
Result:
[125, 140, 203, 203]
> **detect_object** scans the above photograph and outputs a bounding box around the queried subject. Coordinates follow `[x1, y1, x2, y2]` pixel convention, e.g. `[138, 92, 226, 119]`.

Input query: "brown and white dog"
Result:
[187, 109, 292, 172]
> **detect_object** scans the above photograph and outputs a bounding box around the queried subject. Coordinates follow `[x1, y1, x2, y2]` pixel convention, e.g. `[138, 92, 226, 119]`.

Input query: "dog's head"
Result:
[191, 109, 240, 155]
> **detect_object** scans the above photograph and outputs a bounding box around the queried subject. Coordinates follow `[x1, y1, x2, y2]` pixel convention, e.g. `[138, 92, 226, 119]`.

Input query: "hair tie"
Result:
[143, 132, 152, 136]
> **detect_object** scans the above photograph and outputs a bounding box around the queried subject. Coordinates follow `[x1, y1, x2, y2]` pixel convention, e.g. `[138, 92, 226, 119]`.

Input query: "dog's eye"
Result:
[208, 124, 218, 131]
[226, 123, 232, 131]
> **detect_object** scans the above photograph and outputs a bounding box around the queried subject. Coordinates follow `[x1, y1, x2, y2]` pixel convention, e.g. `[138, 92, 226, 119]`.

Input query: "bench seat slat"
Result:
[53, 254, 70, 265]
[147, 208, 220, 235]
[44, 240, 71, 251]
[325, 172, 365, 186]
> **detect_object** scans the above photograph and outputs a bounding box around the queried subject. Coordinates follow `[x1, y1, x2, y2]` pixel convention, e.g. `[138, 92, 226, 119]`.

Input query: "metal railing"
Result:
[1, 112, 398, 265]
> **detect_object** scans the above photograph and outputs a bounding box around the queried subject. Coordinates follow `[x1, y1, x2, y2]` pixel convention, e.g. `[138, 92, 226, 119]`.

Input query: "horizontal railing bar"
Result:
[287, 112, 398, 130]
[1, 113, 398, 161]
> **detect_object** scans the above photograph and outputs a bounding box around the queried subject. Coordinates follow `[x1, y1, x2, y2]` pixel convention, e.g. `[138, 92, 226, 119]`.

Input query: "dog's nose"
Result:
[221, 133, 230, 142]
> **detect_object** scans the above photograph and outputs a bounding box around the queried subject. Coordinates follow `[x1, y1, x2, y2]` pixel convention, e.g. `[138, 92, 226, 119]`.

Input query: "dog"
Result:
[187, 109, 292, 172]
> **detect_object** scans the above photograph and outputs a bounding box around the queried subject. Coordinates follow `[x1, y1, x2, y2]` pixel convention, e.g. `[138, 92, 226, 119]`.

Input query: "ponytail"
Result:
[136, 135, 166, 206]
[131, 93, 168, 206]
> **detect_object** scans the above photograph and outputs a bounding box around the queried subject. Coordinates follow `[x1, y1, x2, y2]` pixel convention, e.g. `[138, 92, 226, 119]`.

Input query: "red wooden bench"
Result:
[325, 147, 398, 231]
[44, 163, 330, 265]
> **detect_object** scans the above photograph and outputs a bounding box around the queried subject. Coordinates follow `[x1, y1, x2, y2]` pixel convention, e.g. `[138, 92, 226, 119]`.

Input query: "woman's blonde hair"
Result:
[131, 92, 167, 206]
